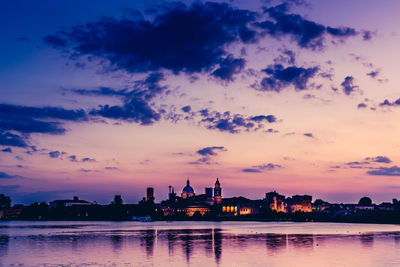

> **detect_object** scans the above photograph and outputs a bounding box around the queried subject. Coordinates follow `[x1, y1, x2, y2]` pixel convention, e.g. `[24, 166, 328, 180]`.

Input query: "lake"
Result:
[1, 221, 400, 266]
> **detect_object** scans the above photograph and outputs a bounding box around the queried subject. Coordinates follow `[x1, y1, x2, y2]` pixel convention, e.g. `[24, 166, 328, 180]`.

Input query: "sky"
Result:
[1, 0, 400, 205]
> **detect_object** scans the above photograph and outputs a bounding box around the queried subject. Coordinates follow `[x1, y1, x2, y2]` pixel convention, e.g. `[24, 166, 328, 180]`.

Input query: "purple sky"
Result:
[1, 0, 400, 205]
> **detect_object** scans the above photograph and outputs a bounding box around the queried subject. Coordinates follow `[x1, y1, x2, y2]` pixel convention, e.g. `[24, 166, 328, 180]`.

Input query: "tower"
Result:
[146, 187, 154, 202]
[169, 185, 176, 201]
[214, 178, 222, 204]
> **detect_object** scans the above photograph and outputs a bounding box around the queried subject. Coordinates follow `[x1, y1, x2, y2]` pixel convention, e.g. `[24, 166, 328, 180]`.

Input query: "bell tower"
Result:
[214, 178, 222, 204]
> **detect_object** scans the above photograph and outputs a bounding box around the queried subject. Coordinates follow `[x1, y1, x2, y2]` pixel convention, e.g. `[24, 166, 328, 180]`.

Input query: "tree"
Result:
[358, 197, 372, 206]
[112, 195, 123, 206]
[0, 194, 11, 209]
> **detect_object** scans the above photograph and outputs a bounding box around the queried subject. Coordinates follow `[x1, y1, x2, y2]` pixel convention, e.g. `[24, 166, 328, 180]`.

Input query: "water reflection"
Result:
[140, 229, 155, 257]
[167, 231, 177, 256]
[180, 229, 194, 263]
[1, 222, 400, 266]
[288, 234, 314, 249]
[0, 235, 9, 258]
[265, 234, 287, 252]
[360, 233, 374, 247]
[111, 234, 123, 253]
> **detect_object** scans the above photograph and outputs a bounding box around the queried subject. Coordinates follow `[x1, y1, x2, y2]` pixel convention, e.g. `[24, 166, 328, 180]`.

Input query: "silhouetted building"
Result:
[205, 187, 213, 198]
[355, 196, 374, 210]
[169, 185, 176, 202]
[146, 187, 154, 202]
[49, 196, 91, 208]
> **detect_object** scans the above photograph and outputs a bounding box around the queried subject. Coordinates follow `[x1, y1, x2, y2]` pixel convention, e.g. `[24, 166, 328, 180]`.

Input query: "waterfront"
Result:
[1, 221, 400, 266]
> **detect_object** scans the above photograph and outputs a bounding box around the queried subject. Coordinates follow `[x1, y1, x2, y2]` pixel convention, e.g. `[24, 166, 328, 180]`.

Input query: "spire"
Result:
[186, 178, 190, 186]
[215, 177, 220, 186]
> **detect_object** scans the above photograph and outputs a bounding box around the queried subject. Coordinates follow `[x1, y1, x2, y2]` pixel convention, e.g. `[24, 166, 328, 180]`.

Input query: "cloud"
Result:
[44, 34, 68, 47]
[341, 156, 392, 170]
[49, 151, 61, 158]
[211, 56, 246, 81]
[68, 86, 128, 97]
[104, 166, 118, 170]
[45, 2, 257, 77]
[1, 147, 12, 153]
[88, 72, 167, 125]
[362, 31, 374, 41]
[257, 3, 359, 50]
[189, 146, 227, 165]
[0, 104, 87, 147]
[341, 76, 359, 95]
[242, 168, 262, 173]
[199, 109, 277, 134]
[367, 166, 400, 176]
[181, 105, 191, 113]
[250, 115, 277, 123]
[273, 49, 296, 65]
[68, 155, 78, 162]
[357, 103, 367, 109]
[256, 64, 319, 92]
[346, 161, 369, 166]
[82, 157, 96, 162]
[0, 131, 27, 147]
[304, 133, 314, 138]
[197, 146, 225, 156]
[188, 157, 213, 165]
[0, 172, 14, 179]
[366, 70, 379, 79]
[379, 98, 400, 107]
[365, 156, 392, 164]
[242, 163, 282, 173]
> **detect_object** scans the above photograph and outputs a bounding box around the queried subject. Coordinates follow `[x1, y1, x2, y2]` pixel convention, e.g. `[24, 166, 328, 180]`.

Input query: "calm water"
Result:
[1, 221, 400, 266]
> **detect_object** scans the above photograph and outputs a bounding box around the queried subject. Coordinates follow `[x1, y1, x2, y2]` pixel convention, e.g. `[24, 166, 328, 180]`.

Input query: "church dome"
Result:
[182, 179, 194, 193]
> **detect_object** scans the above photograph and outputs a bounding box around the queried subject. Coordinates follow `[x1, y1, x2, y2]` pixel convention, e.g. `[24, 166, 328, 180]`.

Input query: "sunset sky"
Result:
[1, 0, 400, 204]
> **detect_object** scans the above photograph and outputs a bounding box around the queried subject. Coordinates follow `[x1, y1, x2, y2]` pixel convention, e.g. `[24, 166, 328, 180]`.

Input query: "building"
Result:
[221, 197, 261, 216]
[265, 191, 285, 212]
[214, 178, 222, 204]
[162, 179, 220, 216]
[181, 179, 195, 199]
[49, 196, 91, 208]
[146, 187, 154, 202]
[285, 195, 312, 213]
[205, 187, 213, 198]
[168, 185, 177, 202]
[174, 204, 211, 216]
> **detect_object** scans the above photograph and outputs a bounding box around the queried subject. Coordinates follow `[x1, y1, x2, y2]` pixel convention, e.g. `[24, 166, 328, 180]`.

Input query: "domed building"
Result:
[181, 179, 195, 199]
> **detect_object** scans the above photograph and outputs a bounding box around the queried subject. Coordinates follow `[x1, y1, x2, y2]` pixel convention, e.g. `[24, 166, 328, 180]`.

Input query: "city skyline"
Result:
[2, 0, 400, 204]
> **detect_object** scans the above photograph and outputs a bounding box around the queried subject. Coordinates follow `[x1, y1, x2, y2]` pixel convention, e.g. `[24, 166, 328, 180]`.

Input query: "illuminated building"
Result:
[265, 191, 285, 212]
[174, 204, 211, 216]
[285, 195, 312, 213]
[221, 197, 260, 216]
[181, 179, 195, 199]
[214, 178, 222, 204]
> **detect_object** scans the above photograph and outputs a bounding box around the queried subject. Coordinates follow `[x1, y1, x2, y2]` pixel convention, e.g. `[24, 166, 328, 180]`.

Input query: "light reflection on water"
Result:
[1, 221, 400, 266]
